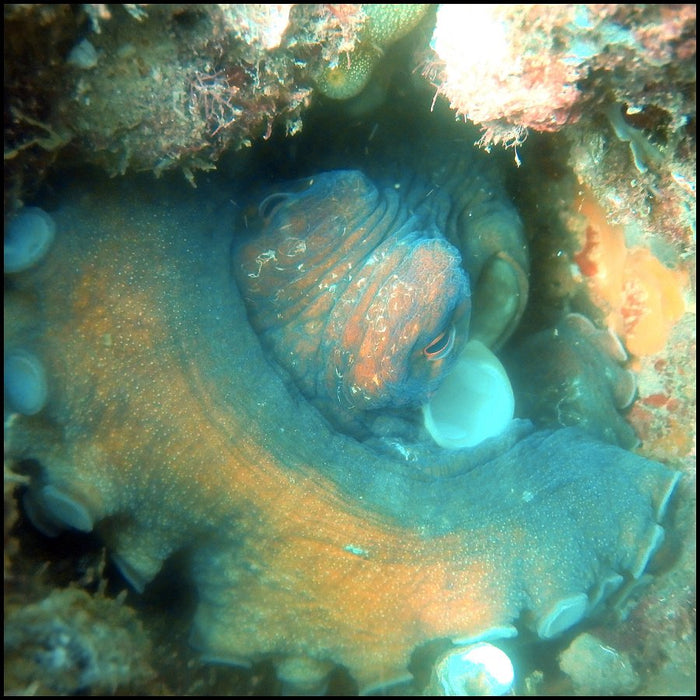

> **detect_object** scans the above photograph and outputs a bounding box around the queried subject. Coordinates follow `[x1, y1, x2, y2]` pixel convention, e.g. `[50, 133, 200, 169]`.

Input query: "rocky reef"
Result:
[4, 4, 435, 191]
[4, 4, 695, 697]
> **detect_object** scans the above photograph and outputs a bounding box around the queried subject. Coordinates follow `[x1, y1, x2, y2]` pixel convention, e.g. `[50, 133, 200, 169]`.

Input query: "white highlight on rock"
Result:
[431, 5, 509, 78]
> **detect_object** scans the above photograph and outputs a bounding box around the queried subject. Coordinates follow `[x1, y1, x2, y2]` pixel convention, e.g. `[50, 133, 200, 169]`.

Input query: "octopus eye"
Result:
[258, 193, 293, 220]
[424, 325, 456, 361]
[258, 178, 318, 221]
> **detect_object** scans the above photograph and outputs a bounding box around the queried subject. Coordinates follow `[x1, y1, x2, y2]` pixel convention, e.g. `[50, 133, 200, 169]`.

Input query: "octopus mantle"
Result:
[5, 175, 679, 692]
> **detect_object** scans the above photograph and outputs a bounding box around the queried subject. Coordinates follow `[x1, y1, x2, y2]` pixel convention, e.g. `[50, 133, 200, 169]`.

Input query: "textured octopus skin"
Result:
[506, 313, 640, 449]
[234, 169, 471, 433]
[5, 174, 679, 692]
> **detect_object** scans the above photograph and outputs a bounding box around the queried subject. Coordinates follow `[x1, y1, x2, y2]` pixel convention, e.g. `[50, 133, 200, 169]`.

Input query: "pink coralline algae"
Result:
[424, 4, 696, 149]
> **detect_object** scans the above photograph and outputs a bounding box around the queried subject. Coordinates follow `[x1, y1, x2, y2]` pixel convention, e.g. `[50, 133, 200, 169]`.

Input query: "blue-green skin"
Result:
[234, 169, 470, 435]
[4, 165, 679, 689]
[507, 314, 640, 449]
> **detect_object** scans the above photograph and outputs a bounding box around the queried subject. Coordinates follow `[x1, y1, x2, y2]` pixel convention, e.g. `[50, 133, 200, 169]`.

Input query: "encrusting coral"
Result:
[315, 4, 430, 99]
[423, 5, 696, 150]
[4, 588, 153, 694]
[4, 4, 432, 189]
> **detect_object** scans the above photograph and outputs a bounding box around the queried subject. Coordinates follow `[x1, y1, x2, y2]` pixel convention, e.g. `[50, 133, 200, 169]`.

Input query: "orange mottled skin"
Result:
[6, 174, 679, 691]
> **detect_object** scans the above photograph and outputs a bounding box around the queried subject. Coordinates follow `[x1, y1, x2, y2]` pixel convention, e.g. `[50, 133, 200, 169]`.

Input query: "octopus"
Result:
[4, 147, 680, 692]
[234, 169, 471, 434]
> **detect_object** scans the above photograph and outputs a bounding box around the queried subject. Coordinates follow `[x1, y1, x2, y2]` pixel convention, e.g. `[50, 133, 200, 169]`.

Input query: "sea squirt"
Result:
[4, 170, 680, 692]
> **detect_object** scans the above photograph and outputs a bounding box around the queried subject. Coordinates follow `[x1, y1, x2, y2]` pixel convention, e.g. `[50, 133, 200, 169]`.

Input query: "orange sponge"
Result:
[574, 193, 687, 357]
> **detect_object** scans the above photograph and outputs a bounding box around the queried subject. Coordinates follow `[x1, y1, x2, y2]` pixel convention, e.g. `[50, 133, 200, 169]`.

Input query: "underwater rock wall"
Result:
[4, 5, 695, 194]
[4, 4, 433, 191]
[424, 5, 695, 146]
